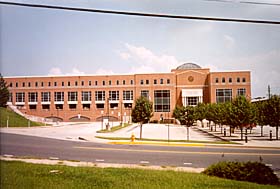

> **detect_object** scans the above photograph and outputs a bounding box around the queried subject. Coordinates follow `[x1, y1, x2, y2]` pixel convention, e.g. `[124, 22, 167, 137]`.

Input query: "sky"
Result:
[0, 0, 280, 98]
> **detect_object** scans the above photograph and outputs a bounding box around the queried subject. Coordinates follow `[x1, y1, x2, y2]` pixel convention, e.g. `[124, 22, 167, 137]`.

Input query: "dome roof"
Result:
[176, 63, 201, 70]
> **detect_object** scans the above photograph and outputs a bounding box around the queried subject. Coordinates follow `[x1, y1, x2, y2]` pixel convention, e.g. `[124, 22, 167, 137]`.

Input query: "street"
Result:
[1, 133, 279, 171]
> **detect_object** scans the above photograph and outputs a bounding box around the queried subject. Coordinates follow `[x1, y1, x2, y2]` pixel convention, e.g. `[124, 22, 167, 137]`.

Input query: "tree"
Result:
[0, 74, 9, 107]
[230, 96, 253, 140]
[256, 101, 268, 137]
[265, 95, 280, 140]
[173, 105, 196, 140]
[195, 103, 207, 127]
[205, 103, 216, 131]
[131, 96, 153, 139]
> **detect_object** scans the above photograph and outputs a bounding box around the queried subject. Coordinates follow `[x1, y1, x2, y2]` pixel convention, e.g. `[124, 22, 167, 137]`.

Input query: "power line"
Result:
[0, 1, 280, 25]
[204, 0, 280, 6]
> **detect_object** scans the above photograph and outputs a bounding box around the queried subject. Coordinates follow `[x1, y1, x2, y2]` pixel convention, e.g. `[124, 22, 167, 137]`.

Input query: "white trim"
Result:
[67, 101, 78, 105]
[81, 101, 92, 104]
[123, 100, 133, 103]
[54, 101, 64, 105]
[41, 102, 51, 105]
[15, 102, 25, 105]
[28, 102, 38, 105]
[109, 100, 119, 104]
[95, 100, 105, 104]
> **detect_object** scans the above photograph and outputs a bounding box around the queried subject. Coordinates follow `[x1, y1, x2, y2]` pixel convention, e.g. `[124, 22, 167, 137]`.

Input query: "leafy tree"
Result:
[195, 103, 206, 127]
[205, 103, 217, 131]
[0, 74, 9, 107]
[255, 101, 268, 137]
[131, 96, 153, 139]
[230, 96, 253, 140]
[173, 105, 196, 140]
[265, 95, 280, 140]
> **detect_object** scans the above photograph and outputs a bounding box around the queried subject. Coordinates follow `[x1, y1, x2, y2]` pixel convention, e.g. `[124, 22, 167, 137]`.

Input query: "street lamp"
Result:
[128, 104, 132, 124]
[101, 110, 104, 130]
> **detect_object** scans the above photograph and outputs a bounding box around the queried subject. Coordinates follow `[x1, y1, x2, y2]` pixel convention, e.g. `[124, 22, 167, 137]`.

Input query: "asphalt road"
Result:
[1, 133, 280, 171]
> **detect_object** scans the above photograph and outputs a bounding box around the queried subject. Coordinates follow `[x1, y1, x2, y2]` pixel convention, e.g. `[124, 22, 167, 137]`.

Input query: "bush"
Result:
[203, 161, 279, 185]
[150, 120, 158, 123]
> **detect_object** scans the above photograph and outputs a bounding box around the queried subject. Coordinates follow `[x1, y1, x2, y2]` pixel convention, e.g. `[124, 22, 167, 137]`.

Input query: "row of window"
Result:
[9, 79, 135, 88]
[9, 78, 172, 88]
[10, 90, 134, 103]
[10, 90, 171, 112]
[140, 79, 170, 85]
[215, 77, 246, 84]
[216, 88, 246, 103]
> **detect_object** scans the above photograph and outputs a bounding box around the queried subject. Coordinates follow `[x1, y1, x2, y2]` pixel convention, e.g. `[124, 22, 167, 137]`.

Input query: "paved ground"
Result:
[1, 121, 280, 148]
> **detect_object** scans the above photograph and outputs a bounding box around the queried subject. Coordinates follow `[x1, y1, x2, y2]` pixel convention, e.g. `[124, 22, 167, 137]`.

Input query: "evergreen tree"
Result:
[0, 74, 9, 107]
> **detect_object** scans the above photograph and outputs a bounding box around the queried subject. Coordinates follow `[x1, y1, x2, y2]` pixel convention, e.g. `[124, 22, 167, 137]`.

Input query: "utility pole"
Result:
[268, 85, 271, 99]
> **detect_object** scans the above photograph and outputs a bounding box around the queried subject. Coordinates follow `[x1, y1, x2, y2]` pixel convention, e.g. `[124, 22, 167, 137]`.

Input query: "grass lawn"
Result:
[96, 123, 132, 133]
[0, 107, 45, 127]
[1, 160, 278, 189]
[95, 136, 239, 144]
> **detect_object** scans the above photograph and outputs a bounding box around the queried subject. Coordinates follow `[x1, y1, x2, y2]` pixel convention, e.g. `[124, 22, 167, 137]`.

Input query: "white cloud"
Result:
[48, 67, 62, 75]
[95, 68, 115, 75]
[120, 43, 180, 73]
[223, 35, 235, 48]
[48, 67, 85, 76]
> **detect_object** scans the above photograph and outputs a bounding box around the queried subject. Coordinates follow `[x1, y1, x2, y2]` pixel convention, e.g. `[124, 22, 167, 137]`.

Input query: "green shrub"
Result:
[203, 161, 279, 185]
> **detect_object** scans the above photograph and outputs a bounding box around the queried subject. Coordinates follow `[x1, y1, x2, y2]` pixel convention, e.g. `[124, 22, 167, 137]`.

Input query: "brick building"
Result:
[4, 63, 251, 122]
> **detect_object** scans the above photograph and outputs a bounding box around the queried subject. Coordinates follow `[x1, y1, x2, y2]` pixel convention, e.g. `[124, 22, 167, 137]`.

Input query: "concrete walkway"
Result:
[1, 122, 280, 148]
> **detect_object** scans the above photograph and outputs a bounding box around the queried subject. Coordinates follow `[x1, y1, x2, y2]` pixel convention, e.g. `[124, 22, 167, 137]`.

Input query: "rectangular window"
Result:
[216, 89, 232, 103]
[28, 92, 38, 102]
[82, 91, 91, 101]
[68, 81, 71, 86]
[35, 82, 38, 87]
[9, 83, 12, 88]
[140, 80, 144, 85]
[229, 78, 232, 83]
[141, 90, 149, 99]
[242, 78, 246, 82]
[41, 92, 51, 102]
[83, 104, 90, 110]
[28, 82, 31, 87]
[41, 82, 44, 87]
[109, 80, 112, 85]
[146, 80, 149, 85]
[109, 91, 119, 101]
[222, 77, 225, 83]
[54, 82, 57, 86]
[16, 92, 25, 102]
[123, 90, 133, 100]
[54, 92, 64, 102]
[116, 80, 119, 85]
[96, 104, 104, 109]
[22, 82, 25, 87]
[48, 82, 51, 87]
[75, 81, 78, 86]
[237, 77, 240, 83]
[215, 78, 219, 83]
[95, 81, 98, 86]
[123, 80, 126, 85]
[68, 92, 78, 101]
[154, 79, 157, 84]
[160, 79, 164, 84]
[16, 82, 18, 87]
[103, 81, 105, 86]
[154, 90, 170, 112]
[95, 91, 105, 101]
[237, 88, 246, 96]
[8, 93, 13, 102]
[62, 82, 64, 86]
[186, 97, 199, 106]
[167, 79, 170, 84]
[89, 81, 92, 86]
[69, 104, 77, 110]
[42, 104, 50, 110]
[55, 104, 63, 110]
[130, 80, 133, 85]
[81, 81, 84, 86]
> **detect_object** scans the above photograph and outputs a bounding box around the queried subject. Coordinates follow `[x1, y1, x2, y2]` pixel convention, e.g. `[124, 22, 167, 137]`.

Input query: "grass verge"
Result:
[96, 123, 131, 133]
[1, 160, 278, 189]
[0, 107, 45, 127]
[95, 136, 239, 144]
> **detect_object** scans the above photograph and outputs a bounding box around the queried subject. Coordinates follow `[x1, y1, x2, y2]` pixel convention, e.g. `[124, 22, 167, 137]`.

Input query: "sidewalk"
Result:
[1, 122, 280, 148]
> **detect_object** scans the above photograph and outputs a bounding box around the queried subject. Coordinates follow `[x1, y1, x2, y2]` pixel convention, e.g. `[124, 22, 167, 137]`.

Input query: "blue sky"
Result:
[0, 0, 280, 98]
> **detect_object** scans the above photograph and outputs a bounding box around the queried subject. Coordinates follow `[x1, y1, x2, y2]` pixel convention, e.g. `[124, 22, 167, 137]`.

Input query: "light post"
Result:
[120, 101, 123, 126]
[101, 110, 104, 130]
[128, 104, 132, 124]
[111, 110, 114, 127]
[118, 112, 121, 126]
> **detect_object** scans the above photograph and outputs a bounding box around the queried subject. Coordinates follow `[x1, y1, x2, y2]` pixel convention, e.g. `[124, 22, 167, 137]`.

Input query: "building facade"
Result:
[4, 63, 251, 122]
